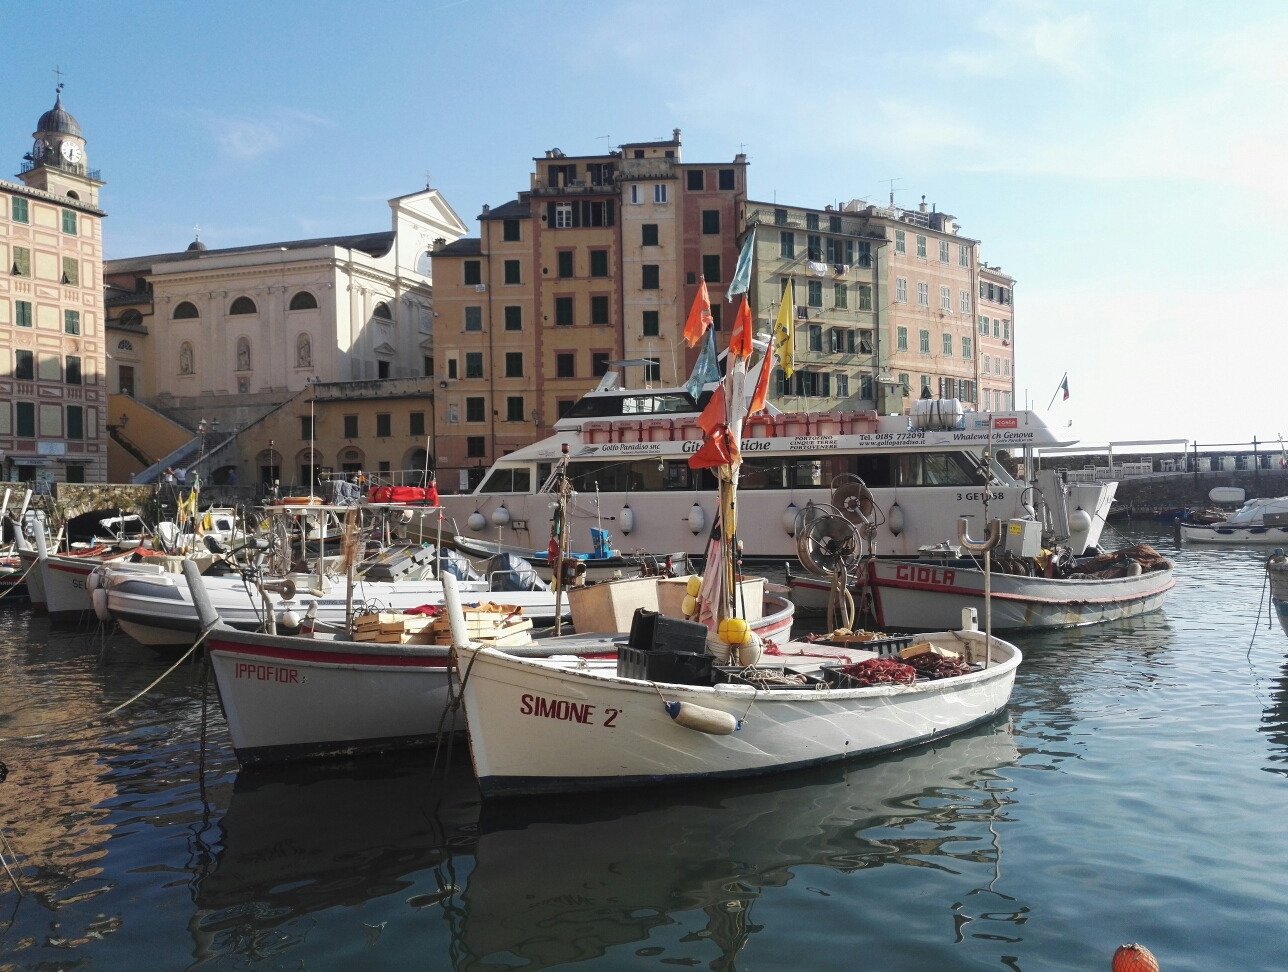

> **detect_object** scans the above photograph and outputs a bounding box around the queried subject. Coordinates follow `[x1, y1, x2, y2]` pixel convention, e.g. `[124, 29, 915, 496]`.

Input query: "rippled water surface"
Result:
[2, 522, 1287, 970]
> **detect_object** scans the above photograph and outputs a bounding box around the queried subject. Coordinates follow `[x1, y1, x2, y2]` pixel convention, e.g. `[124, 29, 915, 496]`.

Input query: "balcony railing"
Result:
[531, 179, 617, 196]
[19, 158, 102, 181]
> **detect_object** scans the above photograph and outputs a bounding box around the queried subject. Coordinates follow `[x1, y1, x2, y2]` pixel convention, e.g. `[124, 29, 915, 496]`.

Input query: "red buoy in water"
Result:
[1112, 943, 1159, 972]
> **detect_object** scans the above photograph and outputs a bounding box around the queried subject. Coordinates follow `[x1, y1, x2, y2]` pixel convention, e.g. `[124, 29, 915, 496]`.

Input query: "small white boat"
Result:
[791, 547, 1175, 631]
[456, 627, 1020, 797]
[1179, 496, 1288, 544]
[98, 560, 565, 648]
[1269, 551, 1288, 635]
[182, 562, 620, 764]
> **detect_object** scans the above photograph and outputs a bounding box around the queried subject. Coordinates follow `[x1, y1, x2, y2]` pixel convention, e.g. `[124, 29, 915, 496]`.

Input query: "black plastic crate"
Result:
[628, 609, 709, 655]
[617, 645, 713, 685]
[713, 666, 824, 690]
[816, 634, 915, 657]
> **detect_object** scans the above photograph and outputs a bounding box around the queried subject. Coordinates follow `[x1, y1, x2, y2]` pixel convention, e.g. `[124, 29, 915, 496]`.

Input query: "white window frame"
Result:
[897, 326, 908, 351]
[630, 185, 640, 204]
[554, 203, 573, 228]
[979, 315, 989, 335]
[959, 245, 970, 268]
[895, 277, 907, 303]
[895, 230, 906, 255]
[917, 282, 929, 308]
[962, 336, 972, 358]
[942, 333, 952, 355]
[939, 240, 949, 263]
[960, 290, 971, 314]
[983, 356, 991, 374]
[653, 184, 668, 204]
[939, 286, 951, 312]
[916, 235, 927, 259]
[918, 329, 930, 354]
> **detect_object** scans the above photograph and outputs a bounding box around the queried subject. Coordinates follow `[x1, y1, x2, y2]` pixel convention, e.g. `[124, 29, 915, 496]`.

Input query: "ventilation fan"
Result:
[796, 514, 860, 577]
[831, 475, 875, 525]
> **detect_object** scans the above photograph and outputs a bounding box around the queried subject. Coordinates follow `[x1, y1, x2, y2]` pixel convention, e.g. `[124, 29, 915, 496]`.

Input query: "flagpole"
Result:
[1046, 372, 1067, 411]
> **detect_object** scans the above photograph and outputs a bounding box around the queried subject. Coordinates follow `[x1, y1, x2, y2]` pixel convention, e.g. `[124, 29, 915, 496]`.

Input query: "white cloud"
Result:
[206, 108, 332, 161]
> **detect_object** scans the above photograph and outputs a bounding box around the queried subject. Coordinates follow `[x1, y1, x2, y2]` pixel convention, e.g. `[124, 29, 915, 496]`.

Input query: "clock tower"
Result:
[20, 85, 103, 206]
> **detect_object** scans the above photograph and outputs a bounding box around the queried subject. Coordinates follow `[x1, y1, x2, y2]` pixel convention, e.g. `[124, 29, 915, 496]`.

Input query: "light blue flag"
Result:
[726, 230, 755, 300]
[686, 328, 720, 399]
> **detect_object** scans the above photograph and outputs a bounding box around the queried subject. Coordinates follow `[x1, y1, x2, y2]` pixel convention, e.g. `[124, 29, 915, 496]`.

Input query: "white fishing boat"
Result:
[790, 543, 1175, 631]
[1179, 496, 1288, 544]
[455, 627, 1019, 797]
[456, 283, 1020, 798]
[432, 365, 1115, 562]
[18, 521, 138, 622]
[445, 532, 686, 583]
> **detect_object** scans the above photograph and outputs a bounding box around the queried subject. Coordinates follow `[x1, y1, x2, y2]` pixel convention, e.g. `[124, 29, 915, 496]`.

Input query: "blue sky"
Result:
[5, 0, 1285, 450]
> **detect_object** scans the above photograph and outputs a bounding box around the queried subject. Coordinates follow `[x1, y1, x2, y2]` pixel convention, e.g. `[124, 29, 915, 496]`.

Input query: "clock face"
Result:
[60, 141, 82, 164]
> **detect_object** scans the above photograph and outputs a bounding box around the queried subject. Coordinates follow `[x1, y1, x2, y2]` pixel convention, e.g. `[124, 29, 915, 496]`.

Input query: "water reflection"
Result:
[196, 725, 1019, 969]
[1269, 564, 1288, 637]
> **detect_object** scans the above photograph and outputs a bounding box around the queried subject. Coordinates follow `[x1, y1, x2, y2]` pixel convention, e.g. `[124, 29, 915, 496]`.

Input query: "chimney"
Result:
[919, 195, 928, 213]
[673, 128, 681, 142]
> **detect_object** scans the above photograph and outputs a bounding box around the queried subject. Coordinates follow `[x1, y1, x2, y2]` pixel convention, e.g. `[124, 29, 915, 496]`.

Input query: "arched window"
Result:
[173, 301, 199, 320]
[236, 336, 252, 371]
[179, 341, 195, 375]
[118, 309, 143, 328]
[415, 251, 432, 275]
[289, 290, 318, 310]
[229, 296, 257, 315]
[117, 339, 134, 352]
[66, 190, 80, 200]
[372, 301, 392, 320]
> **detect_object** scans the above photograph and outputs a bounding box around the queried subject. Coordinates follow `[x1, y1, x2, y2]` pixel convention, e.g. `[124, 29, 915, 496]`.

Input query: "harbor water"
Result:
[2, 521, 1286, 970]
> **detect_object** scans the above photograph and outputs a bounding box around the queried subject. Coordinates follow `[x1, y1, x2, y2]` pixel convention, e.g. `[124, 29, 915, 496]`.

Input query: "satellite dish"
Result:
[832, 480, 875, 525]
[796, 514, 860, 577]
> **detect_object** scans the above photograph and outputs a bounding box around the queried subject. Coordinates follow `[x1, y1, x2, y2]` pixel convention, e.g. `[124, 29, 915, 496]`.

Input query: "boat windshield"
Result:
[478, 467, 533, 494]
[564, 392, 697, 419]
[559, 451, 994, 493]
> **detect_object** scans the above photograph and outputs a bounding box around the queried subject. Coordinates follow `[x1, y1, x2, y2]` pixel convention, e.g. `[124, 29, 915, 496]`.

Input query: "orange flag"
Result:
[748, 349, 773, 416]
[728, 295, 753, 359]
[697, 388, 726, 435]
[683, 278, 714, 348]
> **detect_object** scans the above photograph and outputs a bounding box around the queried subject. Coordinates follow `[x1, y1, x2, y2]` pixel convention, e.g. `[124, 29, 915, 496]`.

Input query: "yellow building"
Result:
[0, 90, 107, 484]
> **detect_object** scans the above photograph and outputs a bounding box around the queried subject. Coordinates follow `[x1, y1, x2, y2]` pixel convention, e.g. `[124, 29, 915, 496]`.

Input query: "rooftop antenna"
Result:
[885, 178, 903, 207]
[424, 170, 432, 189]
[598, 135, 611, 151]
[193, 223, 201, 242]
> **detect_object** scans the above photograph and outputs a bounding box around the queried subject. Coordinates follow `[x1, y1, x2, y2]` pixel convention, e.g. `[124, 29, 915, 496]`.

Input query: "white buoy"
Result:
[1069, 506, 1093, 533]
[664, 700, 737, 735]
[688, 503, 706, 535]
[620, 504, 635, 535]
[490, 505, 511, 527]
[466, 511, 486, 531]
[782, 502, 798, 536]
[86, 568, 101, 593]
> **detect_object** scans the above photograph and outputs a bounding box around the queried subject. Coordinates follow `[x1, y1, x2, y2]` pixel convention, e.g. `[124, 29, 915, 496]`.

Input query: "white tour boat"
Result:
[434, 367, 1114, 562]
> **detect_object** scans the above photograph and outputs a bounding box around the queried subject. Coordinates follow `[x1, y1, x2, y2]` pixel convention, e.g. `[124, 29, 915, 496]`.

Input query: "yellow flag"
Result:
[773, 280, 795, 379]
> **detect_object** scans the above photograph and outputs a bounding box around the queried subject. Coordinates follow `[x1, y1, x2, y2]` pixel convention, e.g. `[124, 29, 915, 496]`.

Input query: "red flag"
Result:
[748, 350, 773, 416]
[697, 389, 726, 435]
[688, 427, 740, 470]
[728, 295, 753, 359]
[683, 278, 714, 348]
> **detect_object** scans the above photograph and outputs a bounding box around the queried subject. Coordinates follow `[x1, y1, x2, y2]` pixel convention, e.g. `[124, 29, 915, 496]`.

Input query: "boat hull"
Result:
[458, 630, 1019, 797]
[207, 632, 456, 764]
[16, 549, 46, 609]
[1178, 523, 1288, 544]
[102, 567, 565, 649]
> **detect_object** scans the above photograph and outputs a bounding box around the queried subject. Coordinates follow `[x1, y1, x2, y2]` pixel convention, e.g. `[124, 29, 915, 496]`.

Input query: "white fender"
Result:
[466, 511, 487, 531]
[688, 503, 706, 535]
[86, 567, 101, 592]
[620, 505, 635, 535]
[782, 502, 798, 536]
[92, 587, 110, 623]
[664, 700, 737, 735]
[888, 501, 905, 537]
[490, 505, 511, 527]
